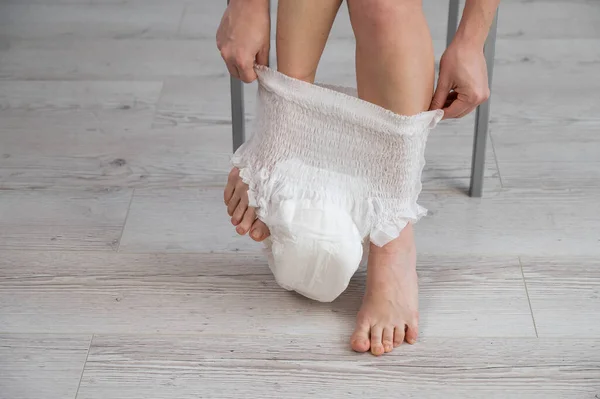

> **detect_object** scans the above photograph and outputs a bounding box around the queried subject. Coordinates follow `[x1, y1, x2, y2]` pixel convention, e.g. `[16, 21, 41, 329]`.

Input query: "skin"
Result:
[217, 0, 500, 355]
[346, 0, 434, 355]
[430, 0, 502, 118]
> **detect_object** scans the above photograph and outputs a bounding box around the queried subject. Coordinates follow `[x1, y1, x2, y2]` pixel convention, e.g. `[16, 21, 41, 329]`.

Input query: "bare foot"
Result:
[350, 224, 419, 356]
[224, 167, 271, 241]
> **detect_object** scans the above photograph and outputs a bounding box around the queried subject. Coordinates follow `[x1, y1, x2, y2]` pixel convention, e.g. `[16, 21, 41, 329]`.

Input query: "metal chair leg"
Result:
[469, 11, 499, 197]
[230, 76, 245, 152]
[227, 0, 246, 153]
[446, 0, 460, 48]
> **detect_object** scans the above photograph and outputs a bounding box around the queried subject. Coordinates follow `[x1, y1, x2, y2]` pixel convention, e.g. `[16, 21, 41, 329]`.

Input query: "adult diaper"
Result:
[232, 66, 443, 302]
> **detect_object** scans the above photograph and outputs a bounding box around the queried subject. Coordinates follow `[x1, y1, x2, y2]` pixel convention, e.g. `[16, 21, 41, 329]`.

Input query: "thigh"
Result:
[276, 0, 342, 82]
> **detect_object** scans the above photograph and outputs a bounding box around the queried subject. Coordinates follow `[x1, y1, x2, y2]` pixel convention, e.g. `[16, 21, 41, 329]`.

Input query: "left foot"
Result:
[350, 224, 419, 356]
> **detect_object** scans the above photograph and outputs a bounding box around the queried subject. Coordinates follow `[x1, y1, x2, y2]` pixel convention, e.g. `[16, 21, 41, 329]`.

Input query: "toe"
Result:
[224, 168, 239, 205]
[382, 327, 394, 353]
[405, 317, 419, 345]
[393, 325, 405, 348]
[350, 319, 371, 353]
[236, 207, 255, 235]
[370, 325, 385, 356]
[226, 193, 240, 217]
[231, 197, 248, 226]
[250, 219, 270, 242]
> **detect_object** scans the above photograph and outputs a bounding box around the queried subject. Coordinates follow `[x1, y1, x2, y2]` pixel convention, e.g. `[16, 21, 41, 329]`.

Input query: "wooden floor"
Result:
[1, 0, 599, 398]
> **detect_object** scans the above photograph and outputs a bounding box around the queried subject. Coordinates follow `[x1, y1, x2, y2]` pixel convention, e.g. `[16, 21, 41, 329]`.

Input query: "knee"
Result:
[350, 0, 422, 38]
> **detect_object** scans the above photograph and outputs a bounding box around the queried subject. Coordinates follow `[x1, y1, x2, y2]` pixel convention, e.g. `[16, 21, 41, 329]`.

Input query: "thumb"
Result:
[430, 77, 451, 111]
[442, 96, 472, 120]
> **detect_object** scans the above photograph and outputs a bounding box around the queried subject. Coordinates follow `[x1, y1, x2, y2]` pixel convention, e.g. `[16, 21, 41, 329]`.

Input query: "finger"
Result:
[442, 98, 472, 120]
[455, 105, 478, 119]
[256, 45, 270, 67]
[430, 77, 452, 111]
[237, 61, 258, 83]
[225, 62, 240, 79]
[443, 91, 459, 108]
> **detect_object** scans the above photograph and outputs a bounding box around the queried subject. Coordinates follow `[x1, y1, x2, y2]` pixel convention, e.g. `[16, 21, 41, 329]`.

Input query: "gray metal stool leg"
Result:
[446, 0, 460, 48]
[230, 76, 245, 152]
[229, 0, 273, 152]
[228, 0, 246, 153]
[469, 11, 498, 197]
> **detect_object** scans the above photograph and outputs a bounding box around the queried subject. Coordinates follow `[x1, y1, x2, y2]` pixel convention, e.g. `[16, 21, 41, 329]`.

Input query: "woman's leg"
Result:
[225, 0, 342, 239]
[347, 0, 435, 356]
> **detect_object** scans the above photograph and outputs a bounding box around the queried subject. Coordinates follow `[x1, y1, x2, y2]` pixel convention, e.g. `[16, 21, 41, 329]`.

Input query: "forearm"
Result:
[454, 0, 500, 48]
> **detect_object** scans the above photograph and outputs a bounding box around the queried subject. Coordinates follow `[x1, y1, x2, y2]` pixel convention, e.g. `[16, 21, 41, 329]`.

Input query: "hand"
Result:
[430, 41, 490, 119]
[216, 0, 270, 83]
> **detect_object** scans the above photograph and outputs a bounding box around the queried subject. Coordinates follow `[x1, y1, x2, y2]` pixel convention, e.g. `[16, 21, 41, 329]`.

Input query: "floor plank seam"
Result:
[148, 80, 167, 129]
[519, 256, 539, 338]
[116, 188, 136, 252]
[489, 130, 504, 188]
[175, 3, 188, 37]
[73, 334, 93, 399]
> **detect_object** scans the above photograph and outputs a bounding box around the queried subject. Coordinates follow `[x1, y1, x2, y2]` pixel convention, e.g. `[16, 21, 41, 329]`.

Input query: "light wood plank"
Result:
[152, 76, 258, 128]
[416, 188, 600, 256]
[522, 257, 600, 337]
[0, 3, 184, 40]
[0, 80, 162, 131]
[492, 162, 600, 190]
[423, 125, 501, 193]
[0, 188, 132, 250]
[0, 334, 91, 399]
[118, 187, 264, 253]
[0, 251, 534, 337]
[489, 64, 600, 189]
[0, 39, 223, 80]
[76, 334, 599, 399]
[490, 63, 600, 143]
[0, 125, 232, 189]
[120, 186, 600, 257]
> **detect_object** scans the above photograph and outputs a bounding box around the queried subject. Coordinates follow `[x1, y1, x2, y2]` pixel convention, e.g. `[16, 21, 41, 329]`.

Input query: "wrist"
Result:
[452, 26, 487, 50]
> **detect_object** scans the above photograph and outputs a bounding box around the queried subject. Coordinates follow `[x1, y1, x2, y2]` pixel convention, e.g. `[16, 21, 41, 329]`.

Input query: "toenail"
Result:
[407, 338, 416, 344]
[251, 230, 261, 239]
[236, 226, 245, 234]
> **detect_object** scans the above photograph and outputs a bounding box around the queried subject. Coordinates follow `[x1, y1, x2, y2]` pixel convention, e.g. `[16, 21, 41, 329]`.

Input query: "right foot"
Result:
[224, 167, 271, 241]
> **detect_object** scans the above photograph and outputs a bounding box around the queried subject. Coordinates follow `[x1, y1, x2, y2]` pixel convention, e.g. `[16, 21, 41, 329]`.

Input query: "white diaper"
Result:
[233, 66, 443, 302]
[263, 198, 363, 302]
